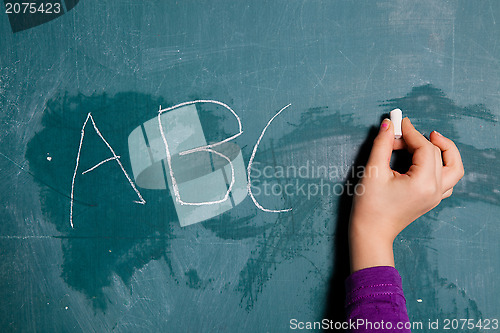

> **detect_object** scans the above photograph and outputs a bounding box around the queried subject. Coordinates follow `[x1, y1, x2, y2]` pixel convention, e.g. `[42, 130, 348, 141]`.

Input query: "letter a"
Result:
[69, 113, 145, 228]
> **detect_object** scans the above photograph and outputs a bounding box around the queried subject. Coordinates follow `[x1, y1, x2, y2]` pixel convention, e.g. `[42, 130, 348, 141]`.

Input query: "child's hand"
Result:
[349, 117, 464, 272]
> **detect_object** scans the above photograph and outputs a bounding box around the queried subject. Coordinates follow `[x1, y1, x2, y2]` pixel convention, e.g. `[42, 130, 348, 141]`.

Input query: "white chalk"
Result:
[390, 108, 403, 139]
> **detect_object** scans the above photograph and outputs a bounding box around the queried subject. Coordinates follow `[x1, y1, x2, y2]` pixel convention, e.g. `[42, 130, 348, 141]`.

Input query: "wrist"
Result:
[348, 219, 396, 273]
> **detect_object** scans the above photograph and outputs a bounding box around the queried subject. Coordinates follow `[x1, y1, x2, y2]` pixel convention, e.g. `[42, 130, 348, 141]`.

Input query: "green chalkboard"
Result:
[1, 1, 499, 332]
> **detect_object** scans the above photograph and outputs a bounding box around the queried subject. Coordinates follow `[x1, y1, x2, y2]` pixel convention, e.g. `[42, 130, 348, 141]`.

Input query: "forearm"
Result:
[347, 218, 411, 333]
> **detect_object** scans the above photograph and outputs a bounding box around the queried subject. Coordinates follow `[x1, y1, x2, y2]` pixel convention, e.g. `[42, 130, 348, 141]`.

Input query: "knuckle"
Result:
[422, 143, 436, 156]
[452, 165, 465, 183]
[430, 184, 440, 199]
[448, 139, 458, 149]
[373, 135, 387, 147]
[459, 165, 465, 179]
[415, 180, 439, 198]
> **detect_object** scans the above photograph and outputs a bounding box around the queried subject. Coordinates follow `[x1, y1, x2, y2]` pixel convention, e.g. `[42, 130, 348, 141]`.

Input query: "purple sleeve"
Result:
[345, 266, 411, 332]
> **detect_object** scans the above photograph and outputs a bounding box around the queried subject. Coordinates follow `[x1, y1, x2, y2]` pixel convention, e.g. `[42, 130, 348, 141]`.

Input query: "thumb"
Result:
[367, 118, 395, 170]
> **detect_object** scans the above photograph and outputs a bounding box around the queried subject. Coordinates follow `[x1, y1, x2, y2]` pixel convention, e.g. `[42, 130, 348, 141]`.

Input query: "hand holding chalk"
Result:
[348, 117, 464, 273]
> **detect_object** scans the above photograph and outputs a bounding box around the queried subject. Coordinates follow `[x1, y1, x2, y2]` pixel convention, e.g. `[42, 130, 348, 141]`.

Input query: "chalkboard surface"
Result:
[1, 1, 499, 332]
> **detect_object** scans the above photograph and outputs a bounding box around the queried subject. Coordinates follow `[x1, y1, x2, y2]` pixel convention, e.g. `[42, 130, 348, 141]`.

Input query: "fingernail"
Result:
[380, 118, 390, 131]
[433, 130, 442, 137]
